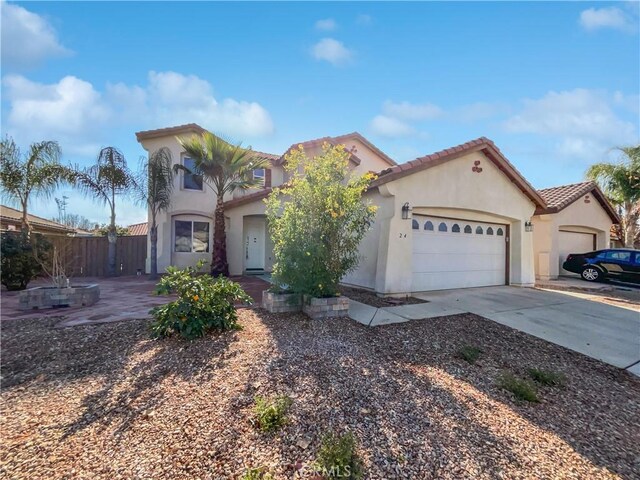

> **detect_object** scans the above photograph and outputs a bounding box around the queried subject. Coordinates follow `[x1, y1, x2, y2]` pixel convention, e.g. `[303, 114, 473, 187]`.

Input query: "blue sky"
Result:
[1, 1, 639, 226]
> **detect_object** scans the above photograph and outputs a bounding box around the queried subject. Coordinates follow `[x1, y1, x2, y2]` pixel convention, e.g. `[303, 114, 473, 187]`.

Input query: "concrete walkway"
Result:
[349, 286, 640, 374]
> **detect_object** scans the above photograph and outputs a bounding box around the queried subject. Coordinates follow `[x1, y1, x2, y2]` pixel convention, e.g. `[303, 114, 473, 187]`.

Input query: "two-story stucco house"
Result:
[136, 123, 618, 296]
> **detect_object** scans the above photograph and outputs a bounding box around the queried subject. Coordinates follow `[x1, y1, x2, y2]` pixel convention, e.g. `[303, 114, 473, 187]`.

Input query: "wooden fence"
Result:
[45, 235, 147, 277]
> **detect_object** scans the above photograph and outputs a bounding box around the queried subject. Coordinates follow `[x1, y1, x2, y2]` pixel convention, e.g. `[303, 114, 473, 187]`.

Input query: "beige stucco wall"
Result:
[345, 150, 538, 295]
[532, 195, 612, 280]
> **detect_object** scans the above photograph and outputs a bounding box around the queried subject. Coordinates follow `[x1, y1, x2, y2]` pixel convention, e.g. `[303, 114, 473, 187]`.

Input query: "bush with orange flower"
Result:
[150, 260, 252, 339]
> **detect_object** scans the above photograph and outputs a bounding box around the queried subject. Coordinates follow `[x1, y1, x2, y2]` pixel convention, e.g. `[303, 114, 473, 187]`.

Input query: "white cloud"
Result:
[315, 18, 337, 31]
[1, 1, 71, 69]
[505, 88, 638, 161]
[2, 71, 275, 155]
[311, 38, 353, 66]
[453, 102, 509, 122]
[370, 115, 415, 138]
[579, 7, 637, 33]
[382, 100, 443, 121]
[356, 14, 373, 26]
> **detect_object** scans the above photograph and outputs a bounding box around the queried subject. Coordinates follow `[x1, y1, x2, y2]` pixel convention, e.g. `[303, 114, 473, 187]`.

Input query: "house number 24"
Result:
[398, 233, 407, 238]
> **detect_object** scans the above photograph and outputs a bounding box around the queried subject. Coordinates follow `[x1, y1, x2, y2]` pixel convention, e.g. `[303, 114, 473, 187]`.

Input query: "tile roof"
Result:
[0, 205, 76, 233]
[370, 137, 547, 208]
[535, 181, 620, 223]
[127, 222, 148, 236]
[223, 188, 273, 210]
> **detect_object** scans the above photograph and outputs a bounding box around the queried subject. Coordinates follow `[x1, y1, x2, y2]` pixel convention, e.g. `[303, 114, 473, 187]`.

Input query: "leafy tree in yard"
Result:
[0, 136, 73, 235]
[177, 132, 269, 276]
[71, 147, 137, 276]
[587, 146, 640, 248]
[133, 147, 175, 279]
[265, 143, 377, 298]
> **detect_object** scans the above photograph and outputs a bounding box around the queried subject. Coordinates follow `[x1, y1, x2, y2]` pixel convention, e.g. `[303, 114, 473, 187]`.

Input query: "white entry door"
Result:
[412, 215, 507, 292]
[558, 230, 595, 276]
[245, 218, 265, 270]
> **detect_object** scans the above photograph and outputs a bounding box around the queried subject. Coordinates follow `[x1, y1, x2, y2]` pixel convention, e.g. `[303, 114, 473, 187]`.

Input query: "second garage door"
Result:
[412, 215, 508, 292]
[558, 230, 596, 276]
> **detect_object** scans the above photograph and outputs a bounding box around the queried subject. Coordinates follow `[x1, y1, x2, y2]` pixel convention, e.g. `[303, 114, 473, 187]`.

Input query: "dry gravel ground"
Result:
[1, 310, 639, 479]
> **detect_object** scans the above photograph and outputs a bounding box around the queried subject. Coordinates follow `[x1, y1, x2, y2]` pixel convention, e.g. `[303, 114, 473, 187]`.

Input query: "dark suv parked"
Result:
[562, 249, 640, 284]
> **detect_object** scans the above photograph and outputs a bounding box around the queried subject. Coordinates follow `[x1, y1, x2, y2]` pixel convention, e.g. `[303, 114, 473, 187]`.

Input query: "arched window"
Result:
[452, 224, 460, 233]
[464, 225, 472, 234]
[412, 219, 419, 230]
[497, 228, 504, 236]
[476, 226, 483, 234]
[424, 221, 434, 231]
[486, 227, 494, 235]
[438, 222, 448, 232]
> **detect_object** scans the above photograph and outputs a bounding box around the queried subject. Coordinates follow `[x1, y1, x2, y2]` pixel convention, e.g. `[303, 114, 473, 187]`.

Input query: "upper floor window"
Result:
[175, 220, 210, 253]
[253, 168, 265, 186]
[183, 157, 203, 191]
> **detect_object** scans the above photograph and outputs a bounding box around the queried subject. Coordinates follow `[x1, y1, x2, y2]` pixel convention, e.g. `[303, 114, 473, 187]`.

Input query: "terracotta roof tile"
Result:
[0, 205, 76, 233]
[535, 181, 620, 223]
[127, 222, 148, 236]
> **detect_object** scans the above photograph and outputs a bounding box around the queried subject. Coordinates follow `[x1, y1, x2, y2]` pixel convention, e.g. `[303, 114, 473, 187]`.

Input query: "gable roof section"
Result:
[370, 137, 546, 209]
[536, 181, 620, 223]
[275, 132, 397, 167]
[0, 205, 76, 233]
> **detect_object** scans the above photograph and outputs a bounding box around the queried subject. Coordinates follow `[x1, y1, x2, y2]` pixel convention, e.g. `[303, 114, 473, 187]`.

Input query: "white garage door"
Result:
[558, 230, 595, 276]
[412, 216, 507, 292]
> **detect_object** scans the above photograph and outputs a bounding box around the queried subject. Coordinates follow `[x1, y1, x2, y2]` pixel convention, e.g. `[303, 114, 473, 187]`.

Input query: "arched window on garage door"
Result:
[497, 228, 504, 236]
[476, 226, 483, 234]
[424, 221, 434, 231]
[452, 224, 460, 233]
[487, 227, 494, 235]
[438, 222, 448, 232]
[464, 225, 472, 234]
[412, 219, 419, 230]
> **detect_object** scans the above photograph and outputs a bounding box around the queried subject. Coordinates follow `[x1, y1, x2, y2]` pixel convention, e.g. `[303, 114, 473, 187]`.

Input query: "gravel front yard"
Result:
[1, 310, 639, 479]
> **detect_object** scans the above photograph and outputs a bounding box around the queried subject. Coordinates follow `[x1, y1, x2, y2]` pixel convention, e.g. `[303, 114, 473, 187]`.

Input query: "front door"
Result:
[245, 218, 265, 271]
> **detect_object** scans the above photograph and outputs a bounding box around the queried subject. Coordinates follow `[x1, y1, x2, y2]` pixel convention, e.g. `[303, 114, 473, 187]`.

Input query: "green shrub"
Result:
[0, 232, 50, 291]
[528, 368, 567, 387]
[498, 372, 539, 403]
[241, 467, 273, 480]
[314, 431, 364, 479]
[265, 144, 377, 298]
[457, 345, 482, 364]
[149, 261, 252, 339]
[253, 395, 292, 433]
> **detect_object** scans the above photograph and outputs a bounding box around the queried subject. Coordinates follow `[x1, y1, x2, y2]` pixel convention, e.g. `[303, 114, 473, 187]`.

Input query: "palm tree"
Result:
[133, 147, 174, 279]
[587, 145, 640, 247]
[0, 137, 71, 235]
[72, 147, 137, 276]
[177, 132, 269, 276]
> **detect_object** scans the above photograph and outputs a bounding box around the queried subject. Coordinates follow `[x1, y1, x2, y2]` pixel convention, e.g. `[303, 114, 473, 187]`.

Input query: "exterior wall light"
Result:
[401, 202, 412, 220]
[524, 221, 533, 232]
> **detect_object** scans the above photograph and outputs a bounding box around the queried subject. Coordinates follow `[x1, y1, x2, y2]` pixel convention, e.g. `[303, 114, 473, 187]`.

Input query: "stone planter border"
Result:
[262, 291, 302, 313]
[19, 284, 100, 310]
[302, 294, 349, 320]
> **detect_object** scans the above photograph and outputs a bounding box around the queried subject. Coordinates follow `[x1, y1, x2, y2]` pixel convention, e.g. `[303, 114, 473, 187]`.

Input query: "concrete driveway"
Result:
[349, 286, 640, 375]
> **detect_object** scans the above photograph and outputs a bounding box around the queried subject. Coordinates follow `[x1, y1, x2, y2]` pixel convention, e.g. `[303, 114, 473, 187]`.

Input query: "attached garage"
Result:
[558, 230, 596, 276]
[411, 215, 508, 291]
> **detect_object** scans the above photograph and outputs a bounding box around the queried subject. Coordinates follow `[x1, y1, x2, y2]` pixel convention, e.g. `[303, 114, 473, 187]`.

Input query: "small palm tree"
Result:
[587, 145, 640, 247]
[0, 137, 72, 234]
[71, 147, 137, 276]
[177, 132, 269, 276]
[133, 147, 174, 279]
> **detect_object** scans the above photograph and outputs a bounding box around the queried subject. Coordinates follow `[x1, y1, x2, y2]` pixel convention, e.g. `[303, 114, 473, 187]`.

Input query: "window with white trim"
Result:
[174, 220, 210, 252]
[412, 219, 419, 229]
[425, 221, 434, 231]
[253, 168, 265, 186]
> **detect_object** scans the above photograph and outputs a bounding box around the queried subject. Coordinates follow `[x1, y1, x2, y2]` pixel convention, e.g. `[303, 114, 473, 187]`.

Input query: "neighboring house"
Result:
[532, 181, 619, 280]
[0, 205, 76, 236]
[136, 124, 616, 295]
[127, 222, 148, 236]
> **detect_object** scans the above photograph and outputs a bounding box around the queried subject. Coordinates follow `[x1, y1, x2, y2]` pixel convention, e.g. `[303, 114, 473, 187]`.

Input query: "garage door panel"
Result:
[558, 230, 595, 276]
[412, 216, 507, 291]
